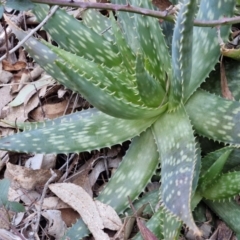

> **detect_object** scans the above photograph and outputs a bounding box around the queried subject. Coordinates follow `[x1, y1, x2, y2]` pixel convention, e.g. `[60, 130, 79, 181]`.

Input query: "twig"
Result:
[33, 84, 46, 119]
[31, 0, 240, 27]
[0, 5, 59, 62]
[3, 20, 9, 60]
[0, 81, 47, 87]
[34, 169, 57, 235]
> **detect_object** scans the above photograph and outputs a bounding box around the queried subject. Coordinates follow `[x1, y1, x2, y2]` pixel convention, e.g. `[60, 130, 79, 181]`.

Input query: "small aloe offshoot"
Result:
[1, 0, 240, 238]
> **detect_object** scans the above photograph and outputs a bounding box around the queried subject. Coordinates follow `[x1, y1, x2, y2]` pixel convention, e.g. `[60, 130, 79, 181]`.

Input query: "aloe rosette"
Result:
[1, 0, 240, 238]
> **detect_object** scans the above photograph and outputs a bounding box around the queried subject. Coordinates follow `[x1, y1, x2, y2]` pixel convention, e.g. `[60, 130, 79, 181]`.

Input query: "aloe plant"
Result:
[1, 0, 240, 238]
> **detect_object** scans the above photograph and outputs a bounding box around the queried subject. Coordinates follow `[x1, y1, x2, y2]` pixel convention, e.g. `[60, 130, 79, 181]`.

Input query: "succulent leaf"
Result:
[124, 190, 159, 217]
[65, 129, 159, 239]
[201, 147, 240, 173]
[162, 207, 181, 240]
[135, 54, 166, 108]
[110, 12, 136, 73]
[186, 90, 240, 145]
[184, 0, 235, 101]
[198, 149, 232, 193]
[32, 4, 123, 69]
[98, 129, 159, 212]
[133, 0, 171, 85]
[64, 218, 89, 240]
[4, 0, 240, 237]
[55, 57, 167, 119]
[0, 108, 157, 154]
[133, 206, 164, 240]
[202, 60, 240, 100]
[111, 0, 140, 53]
[8, 18, 168, 119]
[170, 0, 197, 108]
[152, 105, 199, 234]
[5, 19, 83, 94]
[82, 9, 114, 42]
[203, 171, 240, 200]
[205, 199, 240, 238]
[133, 203, 181, 240]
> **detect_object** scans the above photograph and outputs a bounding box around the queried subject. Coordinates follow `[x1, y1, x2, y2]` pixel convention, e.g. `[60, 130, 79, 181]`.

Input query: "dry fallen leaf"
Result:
[2, 60, 26, 71]
[8, 75, 55, 107]
[30, 99, 72, 120]
[72, 158, 94, 197]
[36, 197, 70, 211]
[0, 86, 14, 114]
[0, 229, 22, 240]
[0, 208, 10, 230]
[95, 200, 122, 231]
[25, 154, 43, 169]
[2, 93, 41, 123]
[49, 183, 109, 240]
[6, 162, 61, 190]
[49, 183, 122, 240]
[41, 154, 57, 169]
[41, 210, 67, 240]
[220, 58, 235, 101]
[60, 208, 80, 227]
[0, 70, 13, 84]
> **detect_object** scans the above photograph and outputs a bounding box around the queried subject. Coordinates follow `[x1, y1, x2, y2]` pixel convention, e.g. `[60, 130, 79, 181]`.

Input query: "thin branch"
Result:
[34, 169, 57, 235]
[0, 5, 59, 62]
[30, 0, 240, 27]
[31, 0, 174, 21]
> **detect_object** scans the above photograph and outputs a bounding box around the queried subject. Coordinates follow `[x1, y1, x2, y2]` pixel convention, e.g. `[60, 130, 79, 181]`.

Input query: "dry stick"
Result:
[31, 0, 240, 27]
[33, 84, 46, 119]
[59, 154, 79, 182]
[34, 169, 57, 235]
[3, 21, 9, 60]
[0, 5, 59, 62]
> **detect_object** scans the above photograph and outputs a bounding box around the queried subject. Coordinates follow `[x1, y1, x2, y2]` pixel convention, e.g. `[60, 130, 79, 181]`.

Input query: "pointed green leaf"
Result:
[201, 147, 240, 173]
[6, 0, 34, 11]
[7, 201, 25, 212]
[0, 108, 157, 154]
[6, 20, 80, 94]
[124, 190, 159, 217]
[135, 54, 166, 108]
[133, 201, 181, 240]
[111, 0, 140, 53]
[98, 129, 159, 212]
[55, 57, 167, 119]
[8, 21, 167, 119]
[169, 0, 197, 108]
[192, 143, 202, 194]
[202, 61, 240, 101]
[65, 129, 159, 239]
[162, 207, 181, 240]
[110, 12, 135, 73]
[203, 171, 240, 200]
[0, 179, 11, 206]
[184, 0, 235, 101]
[82, 9, 114, 42]
[133, 206, 164, 240]
[186, 90, 240, 145]
[32, 4, 123, 69]
[64, 218, 89, 240]
[205, 199, 240, 237]
[133, 0, 171, 85]
[152, 105, 200, 234]
[198, 149, 232, 192]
